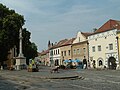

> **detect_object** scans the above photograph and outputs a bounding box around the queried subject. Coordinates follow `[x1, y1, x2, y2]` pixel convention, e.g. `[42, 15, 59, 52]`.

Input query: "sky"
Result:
[0, 0, 120, 52]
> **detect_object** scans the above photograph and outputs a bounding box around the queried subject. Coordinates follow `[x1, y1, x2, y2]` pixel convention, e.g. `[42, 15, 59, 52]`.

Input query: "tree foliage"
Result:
[0, 4, 38, 65]
[93, 28, 97, 32]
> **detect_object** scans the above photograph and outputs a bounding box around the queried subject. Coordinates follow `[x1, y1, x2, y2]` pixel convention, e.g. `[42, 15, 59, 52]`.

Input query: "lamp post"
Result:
[87, 42, 90, 69]
[62, 56, 64, 65]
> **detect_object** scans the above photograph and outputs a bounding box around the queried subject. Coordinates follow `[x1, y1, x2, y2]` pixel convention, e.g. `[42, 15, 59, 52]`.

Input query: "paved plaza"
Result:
[0, 66, 120, 90]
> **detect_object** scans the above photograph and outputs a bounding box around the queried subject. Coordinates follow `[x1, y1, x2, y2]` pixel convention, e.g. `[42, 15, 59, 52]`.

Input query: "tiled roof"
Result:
[61, 38, 75, 46]
[95, 19, 120, 33]
[50, 39, 68, 49]
[81, 32, 93, 37]
[49, 38, 75, 49]
[39, 49, 49, 55]
[57, 39, 68, 46]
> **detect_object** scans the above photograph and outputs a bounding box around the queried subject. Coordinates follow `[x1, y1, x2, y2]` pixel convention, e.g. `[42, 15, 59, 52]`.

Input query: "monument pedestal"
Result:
[16, 57, 26, 70]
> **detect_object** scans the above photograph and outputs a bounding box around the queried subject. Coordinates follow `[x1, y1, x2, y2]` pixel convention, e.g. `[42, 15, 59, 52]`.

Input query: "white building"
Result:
[49, 39, 68, 66]
[88, 19, 120, 69]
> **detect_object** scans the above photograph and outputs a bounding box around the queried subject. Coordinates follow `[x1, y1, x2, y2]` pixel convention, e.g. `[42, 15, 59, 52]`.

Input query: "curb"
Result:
[33, 75, 82, 79]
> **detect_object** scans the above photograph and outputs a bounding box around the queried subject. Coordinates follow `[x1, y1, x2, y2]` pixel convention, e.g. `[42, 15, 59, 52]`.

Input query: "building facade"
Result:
[49, 39, 68, 66]
[117, 31, 120, 67]
[88, 19, 120, 69]
[39, 50, 49, 66]
[72, 32, 90, 61]
[60, 38, 75, 65]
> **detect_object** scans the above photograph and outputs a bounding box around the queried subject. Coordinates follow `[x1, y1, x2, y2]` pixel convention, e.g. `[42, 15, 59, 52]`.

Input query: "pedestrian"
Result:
[92, 60, 96, 69]
[83, 56, 87, 69]
[88, 61, 90, 69]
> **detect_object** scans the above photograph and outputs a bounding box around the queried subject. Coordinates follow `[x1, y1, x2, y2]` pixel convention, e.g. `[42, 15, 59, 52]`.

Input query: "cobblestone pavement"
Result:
[1, 66, 120, 90]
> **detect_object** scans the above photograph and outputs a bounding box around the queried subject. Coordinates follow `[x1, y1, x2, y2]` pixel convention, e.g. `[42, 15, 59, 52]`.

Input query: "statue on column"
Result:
[16, 28, 26, 70]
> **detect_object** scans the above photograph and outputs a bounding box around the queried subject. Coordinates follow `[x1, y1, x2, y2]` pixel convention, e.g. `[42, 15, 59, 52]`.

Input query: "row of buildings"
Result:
[39, 19, 120, 69]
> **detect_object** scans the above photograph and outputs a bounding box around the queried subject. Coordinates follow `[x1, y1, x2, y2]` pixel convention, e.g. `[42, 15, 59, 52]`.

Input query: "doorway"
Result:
[108, 57, 116, 69]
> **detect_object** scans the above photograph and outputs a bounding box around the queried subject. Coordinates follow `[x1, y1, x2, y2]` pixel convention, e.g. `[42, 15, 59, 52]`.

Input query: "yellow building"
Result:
[72, 41, 88, 61]
[60, 38, 75, 64]
[72, 32, 91, 62]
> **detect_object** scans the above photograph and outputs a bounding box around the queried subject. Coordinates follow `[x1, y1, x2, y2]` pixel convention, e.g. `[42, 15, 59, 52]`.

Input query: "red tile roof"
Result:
[95, 19, 120, 33]
[50, 39, 68, 49]
[61, 38, 75, 46]
[57, 39, 68, 46]
[39, 49, 49, 55]
[50, 38, 75, 49]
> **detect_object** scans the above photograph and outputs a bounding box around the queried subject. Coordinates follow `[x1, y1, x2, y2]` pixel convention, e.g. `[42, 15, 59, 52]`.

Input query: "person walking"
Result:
[83, 56, 87, 69]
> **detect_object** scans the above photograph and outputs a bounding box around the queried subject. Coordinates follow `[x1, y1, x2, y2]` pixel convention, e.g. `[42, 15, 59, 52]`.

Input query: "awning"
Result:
[71, 59, 81, 62]
[63, 60, 71, 63]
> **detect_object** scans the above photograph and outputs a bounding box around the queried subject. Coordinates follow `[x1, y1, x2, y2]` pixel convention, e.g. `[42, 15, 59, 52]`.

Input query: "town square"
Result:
[1, 66, 120, 90]
[0, 0, 120, 90]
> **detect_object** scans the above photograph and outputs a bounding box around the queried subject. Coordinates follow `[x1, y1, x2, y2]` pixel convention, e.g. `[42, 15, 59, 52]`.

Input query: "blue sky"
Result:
[0, 0, 120, 52]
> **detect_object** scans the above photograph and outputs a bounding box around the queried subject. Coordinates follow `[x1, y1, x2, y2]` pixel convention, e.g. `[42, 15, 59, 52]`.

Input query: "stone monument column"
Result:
[16, 28, 26, 70]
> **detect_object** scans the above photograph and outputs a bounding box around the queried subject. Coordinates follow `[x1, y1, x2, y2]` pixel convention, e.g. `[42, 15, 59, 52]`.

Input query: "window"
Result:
[68, 50, 71, 56]
[92, 46, 95, 52]
[56, 50, 57, 55]
[50, 51, 53, 56]
[54, 50, 55, 55]
[77, 49, 80, 54]
[64, 51, 66, 56]
[61, 51, 63, 56]
[109, 44, 113, 50]
[79, 37, 80, 42]
[73, 49, 76, 54]
[98, 45, 101, 51]
[83, 48, 86, 53]
[58, 49, 59, 54]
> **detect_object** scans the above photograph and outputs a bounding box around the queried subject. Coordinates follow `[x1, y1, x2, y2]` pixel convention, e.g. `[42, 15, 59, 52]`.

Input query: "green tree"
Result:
[93, 28, 97, 32]
[0, 4, 38, 66]
[22, 29, 38, 65]
[0, 4, 24, 65]
[24, 42, 38, 65]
